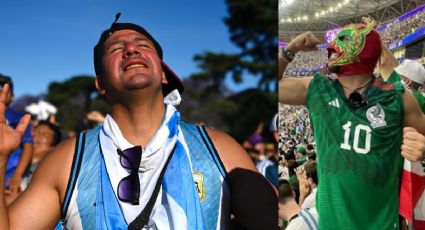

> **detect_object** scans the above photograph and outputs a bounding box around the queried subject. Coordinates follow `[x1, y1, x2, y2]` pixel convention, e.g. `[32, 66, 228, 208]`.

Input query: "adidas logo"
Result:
[328, 98, 340, 108]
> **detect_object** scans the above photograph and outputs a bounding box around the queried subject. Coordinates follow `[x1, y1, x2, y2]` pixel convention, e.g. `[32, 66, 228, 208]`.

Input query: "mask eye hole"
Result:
[338, 35, 349, 41]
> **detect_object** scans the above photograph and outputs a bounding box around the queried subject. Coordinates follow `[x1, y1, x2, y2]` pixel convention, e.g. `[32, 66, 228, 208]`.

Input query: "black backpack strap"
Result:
[128, 144, 177, 230]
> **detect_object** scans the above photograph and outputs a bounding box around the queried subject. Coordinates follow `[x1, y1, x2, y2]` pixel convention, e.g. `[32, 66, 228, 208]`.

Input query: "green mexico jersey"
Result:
[387, 70, 425, 113]
[306, 73, 404, 230]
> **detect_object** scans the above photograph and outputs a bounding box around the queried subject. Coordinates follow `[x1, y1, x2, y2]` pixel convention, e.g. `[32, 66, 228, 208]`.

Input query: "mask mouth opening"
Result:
[327, 47, 338, 60]
[326, 47, 340, 74]
[327, 49, 334, 59]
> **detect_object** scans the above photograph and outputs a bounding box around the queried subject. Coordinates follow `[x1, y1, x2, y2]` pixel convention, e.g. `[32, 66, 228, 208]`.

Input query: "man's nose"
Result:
[123, 42, 139, 58]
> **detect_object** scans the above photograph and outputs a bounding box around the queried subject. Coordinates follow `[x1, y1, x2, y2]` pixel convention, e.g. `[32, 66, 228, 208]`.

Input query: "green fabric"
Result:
[306, 73, 404, 229]
[288, 174, 298, 185]
[386, 69, 401, 83]
[297, 146, 307, 155]
[290, 128, 296, 136]
[296, 156, 307, 165]
[386, 70, 425, 113]
[412, 90, 425, 113]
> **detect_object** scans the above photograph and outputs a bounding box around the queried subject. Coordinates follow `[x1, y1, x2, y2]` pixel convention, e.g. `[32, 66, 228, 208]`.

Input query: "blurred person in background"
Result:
[5, 120, 62, 205]
[256, 143, 278, 188]
[25, 100, 58, 127]
[0, 75, 33, 198]
[295, 146, 307, 165]
[278, 180, 318, 230]
[86, 110, 106, 125]
[380, 47, 425, 113]
[298, 161, 318, 209]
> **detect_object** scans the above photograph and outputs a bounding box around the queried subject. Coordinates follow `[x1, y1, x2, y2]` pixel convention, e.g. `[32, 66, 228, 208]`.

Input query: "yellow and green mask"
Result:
[327, 23, 382, 77]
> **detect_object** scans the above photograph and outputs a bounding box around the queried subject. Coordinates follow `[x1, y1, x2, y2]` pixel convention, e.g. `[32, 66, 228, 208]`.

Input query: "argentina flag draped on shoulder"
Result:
[60, 90, 229, 230]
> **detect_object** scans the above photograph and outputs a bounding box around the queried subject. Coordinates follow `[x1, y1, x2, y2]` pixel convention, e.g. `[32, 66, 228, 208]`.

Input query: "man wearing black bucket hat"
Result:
[0, 14, 277, 229]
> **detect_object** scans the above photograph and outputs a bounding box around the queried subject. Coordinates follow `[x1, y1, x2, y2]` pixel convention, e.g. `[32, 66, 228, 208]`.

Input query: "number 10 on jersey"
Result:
[340, 121, 372, 154]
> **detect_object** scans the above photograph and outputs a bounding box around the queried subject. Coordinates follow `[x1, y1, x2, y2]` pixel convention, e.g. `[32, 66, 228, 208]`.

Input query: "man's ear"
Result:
[161, 71, 168, 84]
[95, 76, 106, 95]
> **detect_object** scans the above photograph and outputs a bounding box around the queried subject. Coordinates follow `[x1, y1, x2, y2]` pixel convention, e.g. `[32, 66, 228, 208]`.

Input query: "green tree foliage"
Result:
[181, 81, 276, 143]
[46, 76, 109, 131]
[191, 52, 243, 92]
[224, 0, 278, 91]
[223, 89, 276, 142]
[180, 0, 278, 142]
[47, 76, 96, 109]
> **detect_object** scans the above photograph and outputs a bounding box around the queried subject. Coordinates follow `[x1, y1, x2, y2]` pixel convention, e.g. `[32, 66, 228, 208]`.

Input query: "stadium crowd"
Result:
[381, 9, 425, 45]
[283, 8, 425, 78]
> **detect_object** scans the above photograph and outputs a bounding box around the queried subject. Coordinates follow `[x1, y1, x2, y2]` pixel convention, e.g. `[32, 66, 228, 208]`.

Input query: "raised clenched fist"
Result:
[286, 31, 320, 54]
[402, 127, 425, 162]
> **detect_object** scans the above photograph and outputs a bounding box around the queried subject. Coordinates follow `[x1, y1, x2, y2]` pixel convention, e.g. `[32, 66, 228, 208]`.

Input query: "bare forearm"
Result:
[380, 44, 398, 80]
[404, 91, 425, 135]
[298, 192, 307, 206]
[12, 144, 33, 178]
[0, 157, 10, 229]
[278, 52, 289, 79]
[278, 77, 311, 105]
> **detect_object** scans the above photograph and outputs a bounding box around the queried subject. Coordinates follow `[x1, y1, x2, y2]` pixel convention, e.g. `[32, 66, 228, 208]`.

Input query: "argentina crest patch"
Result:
[193, 172, 206, 202]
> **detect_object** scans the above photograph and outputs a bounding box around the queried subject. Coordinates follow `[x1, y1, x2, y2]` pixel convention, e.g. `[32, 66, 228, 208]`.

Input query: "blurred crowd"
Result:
[284, 49, 327, 78]
[0, 74, 106, 204]
[381, 10, 425, 45]
[284, 8, 425, 79]
[278, 103, 317, 229]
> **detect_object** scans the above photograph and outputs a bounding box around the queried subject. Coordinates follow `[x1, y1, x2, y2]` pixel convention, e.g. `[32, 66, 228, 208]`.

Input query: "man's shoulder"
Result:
[385, 70, 401, 84]
[308, 73, 335, 92]
[29, 137, 77, 203]
[286, 216, 308, 230]
[202, 127, 257, 174]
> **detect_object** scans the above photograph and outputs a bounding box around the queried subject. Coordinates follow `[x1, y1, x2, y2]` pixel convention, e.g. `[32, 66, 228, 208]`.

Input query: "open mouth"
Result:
[327, 48, 339, 62]
[123, 59, 149, 72]
[125, 63, 146, 71]
[329, 52, 339, 62]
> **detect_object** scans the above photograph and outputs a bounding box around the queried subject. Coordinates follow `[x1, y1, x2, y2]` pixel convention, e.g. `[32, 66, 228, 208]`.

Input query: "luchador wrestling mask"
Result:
[327, 23, 381, 77]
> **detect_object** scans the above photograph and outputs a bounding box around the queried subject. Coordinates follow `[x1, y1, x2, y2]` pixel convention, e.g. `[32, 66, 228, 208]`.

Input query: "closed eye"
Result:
[109, 46, 123, 53]
[108, 43, 124, 53]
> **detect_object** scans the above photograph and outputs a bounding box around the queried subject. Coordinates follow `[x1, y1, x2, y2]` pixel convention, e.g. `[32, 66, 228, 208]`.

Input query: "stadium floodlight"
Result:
[303, 15, 308, 20]
[343, 0, 350, 4]
[329, 7, 334, 12]
[338, 2, 343, 7]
